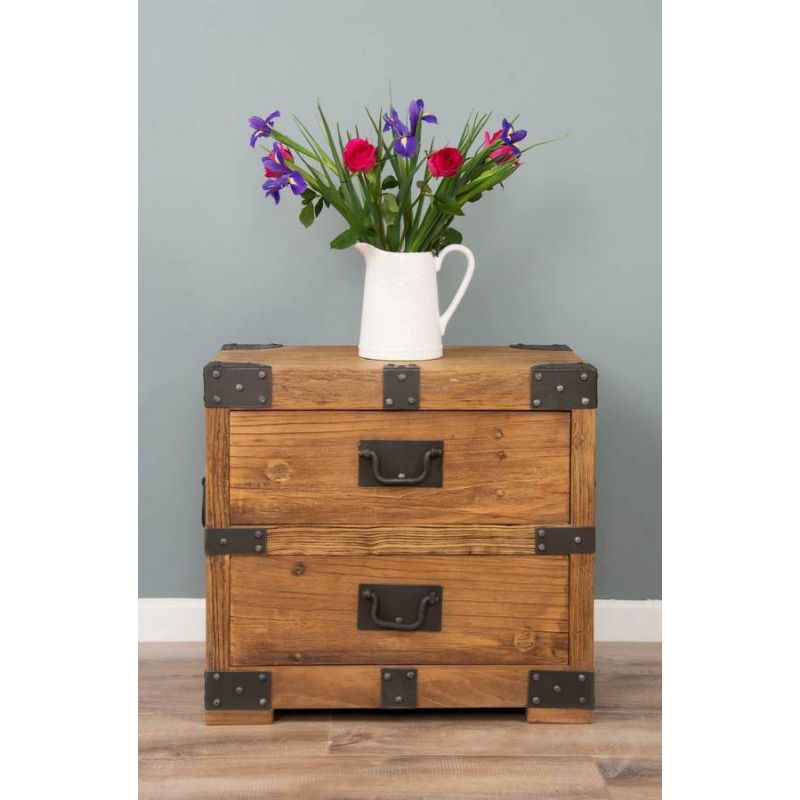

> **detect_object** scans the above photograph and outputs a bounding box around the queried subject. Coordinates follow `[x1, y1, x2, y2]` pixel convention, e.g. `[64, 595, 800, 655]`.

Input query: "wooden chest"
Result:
[203, 345, 597, 724]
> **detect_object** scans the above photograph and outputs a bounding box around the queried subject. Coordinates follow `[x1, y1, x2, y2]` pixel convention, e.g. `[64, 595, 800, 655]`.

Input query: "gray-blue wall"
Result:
[139, 0, 660, 598]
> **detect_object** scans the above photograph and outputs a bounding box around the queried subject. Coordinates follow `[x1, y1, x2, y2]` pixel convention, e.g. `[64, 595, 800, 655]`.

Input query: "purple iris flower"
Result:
[260, 143, 307, 204]
[408, 99, 437, 136]
[249, 110, 280, 148]
[393, 133, 418, 158]
[500, 118, 527, 146]
[382, 99, 437, 158]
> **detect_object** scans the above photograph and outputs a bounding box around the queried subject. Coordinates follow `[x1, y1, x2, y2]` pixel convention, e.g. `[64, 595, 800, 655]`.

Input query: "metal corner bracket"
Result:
[511, 343, 572, 351]
[528, 671, 594, 708]
[203, 362, 272, 408]
[205, 671, 271, 710]
[530, 362, 598, 410]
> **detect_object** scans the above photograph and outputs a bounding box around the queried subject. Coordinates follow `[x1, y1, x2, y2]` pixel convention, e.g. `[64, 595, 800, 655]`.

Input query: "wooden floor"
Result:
[139, 642, 661, 799]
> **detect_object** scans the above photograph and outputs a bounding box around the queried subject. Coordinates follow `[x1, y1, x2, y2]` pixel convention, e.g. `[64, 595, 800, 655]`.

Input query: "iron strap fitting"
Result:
[530, 362, 598, 410]
[382, 364, 420, 410]
[205, 528, 267, 555]
[534, 527, 596, 554]
[381, 668, 418, 708]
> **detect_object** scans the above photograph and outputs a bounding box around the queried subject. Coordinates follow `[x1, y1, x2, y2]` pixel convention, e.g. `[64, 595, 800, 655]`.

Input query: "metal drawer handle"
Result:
[361, 588, 440, 631]
[358, 445, 442, 486]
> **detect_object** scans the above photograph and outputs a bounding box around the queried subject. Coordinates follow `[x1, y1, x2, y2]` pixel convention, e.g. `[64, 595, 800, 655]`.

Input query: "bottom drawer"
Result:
[229, 555, 569, 666]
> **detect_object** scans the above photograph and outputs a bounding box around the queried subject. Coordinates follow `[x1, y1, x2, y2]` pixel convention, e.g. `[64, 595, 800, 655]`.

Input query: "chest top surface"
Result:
[205, 345, 595, 411]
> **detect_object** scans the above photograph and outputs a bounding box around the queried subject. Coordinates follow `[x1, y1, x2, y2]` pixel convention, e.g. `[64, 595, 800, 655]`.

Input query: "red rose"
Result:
[342, 138, 377, 173]
[427, 147, 464, 178]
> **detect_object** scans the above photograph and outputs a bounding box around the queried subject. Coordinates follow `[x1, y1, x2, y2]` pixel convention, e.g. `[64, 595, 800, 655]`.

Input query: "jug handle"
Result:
[434, 244, 476, 335]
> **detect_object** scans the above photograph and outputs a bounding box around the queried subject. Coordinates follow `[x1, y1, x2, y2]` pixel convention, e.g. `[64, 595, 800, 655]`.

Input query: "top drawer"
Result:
[227, 410, 570, 526]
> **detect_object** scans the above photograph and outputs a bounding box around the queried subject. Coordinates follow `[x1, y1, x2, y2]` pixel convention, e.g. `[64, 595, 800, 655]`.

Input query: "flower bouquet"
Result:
[247, 98, 549, 360]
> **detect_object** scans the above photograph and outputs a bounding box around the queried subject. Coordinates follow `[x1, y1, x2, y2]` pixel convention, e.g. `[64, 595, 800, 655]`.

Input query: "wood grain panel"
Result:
[570, 409, 596, 670]
[229, 555, 569, 666]
[213, 345, 588, 410]
[204, 408, 229, 528]
[266, 525, 538, 555]
[229, 411, 571, 526]
[205, 555, 230, 671]
[526, 707, 593, 724]
[204, 709, 274, 726]
[268, 665, 531, 709]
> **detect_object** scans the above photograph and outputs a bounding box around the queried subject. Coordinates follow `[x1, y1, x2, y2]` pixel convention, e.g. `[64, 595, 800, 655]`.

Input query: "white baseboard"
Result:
[139, 598, 661, 643]
[139, 598, 206, 643]
[594, 599, 661, 642]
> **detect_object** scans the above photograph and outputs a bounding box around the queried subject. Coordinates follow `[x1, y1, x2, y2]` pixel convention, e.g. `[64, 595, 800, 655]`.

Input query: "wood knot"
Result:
[266, 461, 290, 482]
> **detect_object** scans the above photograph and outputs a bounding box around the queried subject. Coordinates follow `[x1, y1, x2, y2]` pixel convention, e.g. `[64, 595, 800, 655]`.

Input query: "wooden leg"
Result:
[525, 707, 593, 724]
[205, 709, 275, 725]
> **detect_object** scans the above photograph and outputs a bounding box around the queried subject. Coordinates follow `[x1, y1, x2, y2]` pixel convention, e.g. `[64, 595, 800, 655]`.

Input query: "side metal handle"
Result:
[361, 588, 440, 631]
[358, 445, 442, 486]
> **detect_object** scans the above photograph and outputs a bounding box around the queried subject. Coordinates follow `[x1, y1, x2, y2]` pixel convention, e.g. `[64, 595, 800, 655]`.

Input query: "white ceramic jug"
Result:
[354, 242, 476, 361]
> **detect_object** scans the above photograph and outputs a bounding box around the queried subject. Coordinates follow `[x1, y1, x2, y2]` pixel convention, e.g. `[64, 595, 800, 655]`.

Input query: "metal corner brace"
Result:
[528, 671, 594, 708]
[205, 671, 272, 710]
[530, 363, 598, 410]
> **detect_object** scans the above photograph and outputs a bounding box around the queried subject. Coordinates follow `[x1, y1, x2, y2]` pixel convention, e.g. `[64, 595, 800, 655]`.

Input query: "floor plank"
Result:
[597, 756, 662, 800]
[139, 755, 612, 800]
[139, 712, 332, 758]
[325, 708, 660, 758]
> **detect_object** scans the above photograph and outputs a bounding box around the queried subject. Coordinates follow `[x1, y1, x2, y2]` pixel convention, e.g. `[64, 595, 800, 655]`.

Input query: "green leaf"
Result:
[314, 198, 324, 217]
[440, 228, 463, 246]
[299, 203, 316, 228]
[301, 189, 316, 204]
[381, 175, 399, 189]
[467, 192, 483, 203]
[416, 180, 433, 196]
[381, 193, 399, 214]
[433, 195, 464, 216]
[330, 228, 361, 249]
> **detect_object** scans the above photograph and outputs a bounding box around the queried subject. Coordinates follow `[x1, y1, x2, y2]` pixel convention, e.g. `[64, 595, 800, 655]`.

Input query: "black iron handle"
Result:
[361, 588, 440, 631]
[358, 445, 442, 486]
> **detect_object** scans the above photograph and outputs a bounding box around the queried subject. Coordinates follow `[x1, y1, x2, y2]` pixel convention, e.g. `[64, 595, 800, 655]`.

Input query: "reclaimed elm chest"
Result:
[202, 344, 597, 724]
